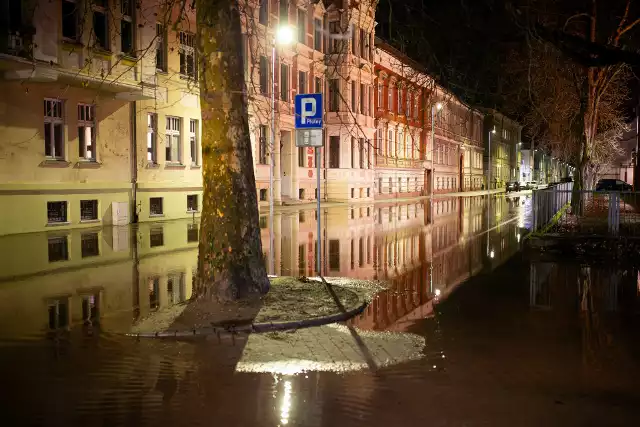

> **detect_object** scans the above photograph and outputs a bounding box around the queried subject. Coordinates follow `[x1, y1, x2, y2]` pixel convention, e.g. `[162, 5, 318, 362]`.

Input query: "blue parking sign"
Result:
[295, 93, 323, 129]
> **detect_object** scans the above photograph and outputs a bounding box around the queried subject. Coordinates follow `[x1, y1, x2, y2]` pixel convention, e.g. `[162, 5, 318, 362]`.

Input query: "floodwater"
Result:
[1, 194, 640, 426]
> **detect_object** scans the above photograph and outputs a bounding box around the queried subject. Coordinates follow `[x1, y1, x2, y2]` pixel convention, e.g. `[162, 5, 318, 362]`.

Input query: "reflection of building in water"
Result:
[353, 196, 522, 331]
[0, 220, 199, 338]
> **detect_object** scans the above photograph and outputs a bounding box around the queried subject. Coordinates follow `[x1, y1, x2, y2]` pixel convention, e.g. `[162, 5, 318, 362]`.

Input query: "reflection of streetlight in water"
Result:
[280, 379, 292, 425]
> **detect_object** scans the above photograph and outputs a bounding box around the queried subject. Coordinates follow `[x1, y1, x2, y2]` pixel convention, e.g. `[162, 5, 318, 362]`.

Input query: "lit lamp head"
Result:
[491, 128, 496, 134]
[276, 26, 294, 45]
[436, 102, 443, 111]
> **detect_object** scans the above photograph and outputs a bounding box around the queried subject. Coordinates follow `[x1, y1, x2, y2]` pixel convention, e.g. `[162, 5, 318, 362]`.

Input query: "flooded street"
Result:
[1, 194, 640, 426]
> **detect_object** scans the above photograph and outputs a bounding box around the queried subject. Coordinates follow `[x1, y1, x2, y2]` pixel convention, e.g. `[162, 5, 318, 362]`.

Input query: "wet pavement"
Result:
[1, 194, 640, 426]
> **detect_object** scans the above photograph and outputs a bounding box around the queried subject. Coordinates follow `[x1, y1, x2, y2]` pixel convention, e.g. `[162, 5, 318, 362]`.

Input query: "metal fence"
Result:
[532, 184, 640, 236]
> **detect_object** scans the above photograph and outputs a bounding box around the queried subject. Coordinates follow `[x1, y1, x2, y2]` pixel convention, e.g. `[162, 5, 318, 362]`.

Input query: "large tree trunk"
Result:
[195, 0, 270, 301]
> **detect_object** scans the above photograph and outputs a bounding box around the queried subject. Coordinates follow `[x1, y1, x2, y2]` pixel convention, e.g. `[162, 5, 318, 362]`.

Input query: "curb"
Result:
[126, 289, 368, 339]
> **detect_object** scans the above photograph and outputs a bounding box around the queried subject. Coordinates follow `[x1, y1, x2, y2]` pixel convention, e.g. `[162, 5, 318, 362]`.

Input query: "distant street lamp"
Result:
[269, 25, 294, 275]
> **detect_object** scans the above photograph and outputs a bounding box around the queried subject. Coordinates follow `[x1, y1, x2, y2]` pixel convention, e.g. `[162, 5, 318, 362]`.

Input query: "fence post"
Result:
[532, 190, 537, 232]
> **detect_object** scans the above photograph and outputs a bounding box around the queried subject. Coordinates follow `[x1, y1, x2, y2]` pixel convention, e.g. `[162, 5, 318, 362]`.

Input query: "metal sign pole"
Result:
[316, 147, 321, 274]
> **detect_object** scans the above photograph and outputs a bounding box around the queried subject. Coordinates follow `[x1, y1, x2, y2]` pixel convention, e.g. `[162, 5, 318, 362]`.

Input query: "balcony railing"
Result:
[376, 156, 423, 168]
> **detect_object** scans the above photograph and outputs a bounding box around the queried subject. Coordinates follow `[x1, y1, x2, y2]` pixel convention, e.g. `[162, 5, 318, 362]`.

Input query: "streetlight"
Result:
[269, 25, 294, 275]
[487, 127, 496, 192]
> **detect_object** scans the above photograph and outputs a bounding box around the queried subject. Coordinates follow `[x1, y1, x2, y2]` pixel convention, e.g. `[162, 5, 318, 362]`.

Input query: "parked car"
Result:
[560, 177, 573, 183]
[506, 181, 521, 192]
[595, 179, 632, 191]
[524, 181, 538, 190]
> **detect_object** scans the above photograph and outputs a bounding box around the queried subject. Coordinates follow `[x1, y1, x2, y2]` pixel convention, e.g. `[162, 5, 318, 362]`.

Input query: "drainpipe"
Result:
[130, 101, 138, 223]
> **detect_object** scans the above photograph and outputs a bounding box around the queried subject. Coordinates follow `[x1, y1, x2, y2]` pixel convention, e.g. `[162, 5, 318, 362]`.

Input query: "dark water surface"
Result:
[1, 194, 640, 426]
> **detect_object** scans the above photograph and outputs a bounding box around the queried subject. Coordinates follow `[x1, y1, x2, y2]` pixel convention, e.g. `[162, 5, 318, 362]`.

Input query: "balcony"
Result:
[376, 156, 424, 169]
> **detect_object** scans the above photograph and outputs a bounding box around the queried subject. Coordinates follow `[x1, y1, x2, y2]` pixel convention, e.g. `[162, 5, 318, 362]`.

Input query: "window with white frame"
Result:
[388, 129, 394, 157]
[377, 82, 382, 108]
[387, 85, 393, 111]
[406, 92, 411, 117]
[165, 116, 181, 163]
[414, 96, 419, 119]
[179, 31, 197, 79]
[189, 119, 199, 166]
[397, 87, 402, 114]
[44, 99, 65, 160]
[78, 104, 96, 161]
[147, 113, 157, 163]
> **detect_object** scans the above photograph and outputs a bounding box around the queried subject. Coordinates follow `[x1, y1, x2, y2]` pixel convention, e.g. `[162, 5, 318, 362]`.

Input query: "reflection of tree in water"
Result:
[578, 266, 628, 381]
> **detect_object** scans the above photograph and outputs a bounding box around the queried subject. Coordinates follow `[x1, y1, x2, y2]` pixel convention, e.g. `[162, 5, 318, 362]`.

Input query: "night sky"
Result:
[376, 0, 640, 119]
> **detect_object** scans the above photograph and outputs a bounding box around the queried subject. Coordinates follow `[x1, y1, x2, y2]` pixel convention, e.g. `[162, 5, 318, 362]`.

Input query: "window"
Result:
[81, 232, 100, 258]
[47, 201, 67, 224]
[387, 85, 393, 111]
[329, 21, 341, 53]
[280, 63, 289, 101]
[329, 136, 340, 168]
[388, 177, 392, 194]
[359, 83, 365, 114]
[359, 138, 365, 169]
[298, 147, 305, 167]
[150, 227, 164, 247]
[329, 79, 339, 112]
[351, 81, 356, 111]
[147, 113, 157, 163]
[189, 119, 199, 165]
[351, 24, 357, 55]
[92, 0, 109, 51]
[259, 56, 268, 94]
[165, 116, 181, 163]
[298, 71, 307, 94]
[329, 240, 340, 271]
[81, 294, 99, 324]
[297, 9, 306, 43]
[399, 177, 402, 192]
[259, 189, 267, 201]
[150, 197, 163, 216]
[315, 76, 322, 94]
[62, 0, 78, 41]
[259, 0, 268, 25]
[367, 188, 371, 197]
[279, 0, 288, 23]
[414, 96, 419, 119]
[179, 31, 197, 79]
[187, 223, 199, 242]
[377, 83, 382, 108]
[351, 137, 355, 168]
[314, 18, 322, 51]
[48, 237, 69, 262]
[359, 29, 367, 59]
[187, 194, 198, 212]
[77, 104, 95, 161]
[121, 0, 134, 55]
[397, 87, 402, 114]
[406, 92, 411, 117]
[258, 125, 268, 164]
[48, 299, 69, 329]
[44, 99, 64, 160]
[351, 188, 355, 199]
[156, 24, 167, 72]
[80, 199, 98, 221]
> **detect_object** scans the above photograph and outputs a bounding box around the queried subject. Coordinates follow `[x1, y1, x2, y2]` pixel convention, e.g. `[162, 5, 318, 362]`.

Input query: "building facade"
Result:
[373, 40, 485, 200]
[483, 111, 522, 189]
[1, 0, 498, 237]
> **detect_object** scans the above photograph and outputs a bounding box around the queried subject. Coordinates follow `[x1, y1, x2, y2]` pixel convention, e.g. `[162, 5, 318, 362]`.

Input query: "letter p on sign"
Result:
[301, 98, 316, 125]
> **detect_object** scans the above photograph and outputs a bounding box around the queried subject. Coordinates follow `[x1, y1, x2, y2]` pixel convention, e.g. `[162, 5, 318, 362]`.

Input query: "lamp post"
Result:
[487, 128, 496, 193]
[269, 25, 293, 275]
